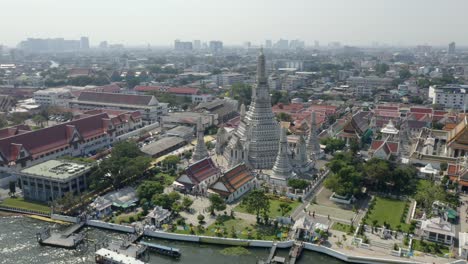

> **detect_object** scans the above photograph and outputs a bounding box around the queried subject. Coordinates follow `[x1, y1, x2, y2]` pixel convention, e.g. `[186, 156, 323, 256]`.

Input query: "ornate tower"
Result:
[224, 49, 280, 169]
[294, 135, 312, 173]
[272, 128, 293, 182]
[192, 117, 209, 162]
[307, 111, 322, 160]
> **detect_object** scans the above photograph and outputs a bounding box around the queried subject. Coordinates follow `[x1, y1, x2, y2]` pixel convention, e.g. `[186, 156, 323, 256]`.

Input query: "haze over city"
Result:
[2, 0, 468, 47]
[3, 1, 468, 264]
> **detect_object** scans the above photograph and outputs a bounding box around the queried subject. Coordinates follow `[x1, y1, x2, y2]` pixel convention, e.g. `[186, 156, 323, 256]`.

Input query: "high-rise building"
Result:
[209, 41, 223, 52]
[223, 49, 280, 169]
[174, 40, 193, 51]
[193, 40, 201, 50]
[18, 38, 81, 53]
[265, 40, 272, 49]
[314, 41, 320, 48]
[274, 39, 289, 50]
[99, 41, 108, 49]
[448, 42, 456, 55]
[80, 37, 90, 50]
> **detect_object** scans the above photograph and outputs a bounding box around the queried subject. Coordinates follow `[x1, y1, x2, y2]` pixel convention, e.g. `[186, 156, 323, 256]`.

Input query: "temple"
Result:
[223, 49, 280, 169]
[307, 111, 323, 160]
[271, 128, 295, 185]
[191, 117, 209, 162]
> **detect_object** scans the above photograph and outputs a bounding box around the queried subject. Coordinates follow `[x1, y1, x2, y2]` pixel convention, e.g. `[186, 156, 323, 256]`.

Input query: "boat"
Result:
[95, 248, 145, 264]
[139, 241, 181, 258]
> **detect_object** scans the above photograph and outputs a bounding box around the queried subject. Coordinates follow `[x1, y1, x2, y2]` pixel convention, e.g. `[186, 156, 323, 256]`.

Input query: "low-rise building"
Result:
[175, 157, 220, 194]
[165, 126, 194, 142]
[18, 159, 93, 202]
[420, 217, 455, 245]
[0, 113, 114, 172]
[209, 163, 257, 203]
[194, 98, 238, 124]
[90, 187, 138, 218]
[140, 137, 186, 158]
[212, 73, 244, 87]
[429, 84, 468, 109]
[69, 92, 167, 123]
[146, 206, 171, 227]
[33, 87, 74, 107]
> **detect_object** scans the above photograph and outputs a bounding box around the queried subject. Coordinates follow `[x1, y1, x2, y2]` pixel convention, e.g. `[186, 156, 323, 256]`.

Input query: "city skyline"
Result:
[2, 0, 468, 47]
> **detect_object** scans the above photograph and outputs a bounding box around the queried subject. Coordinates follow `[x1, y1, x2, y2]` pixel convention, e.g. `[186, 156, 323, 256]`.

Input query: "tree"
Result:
[162, 155, 180, 170]
[182, 197, 193, 210]
[324, 165, 362, 196]
[32, 115, 47, 128]
[241, 190, 270, 223]
[9, 181, 16, 197]
[375, 63, 389, 76]
[349, 139, 360, 155]
[320, 138, 346, 154]
[363, 158, 391, 190]
[110, 71, 122, 82]
[152, 192, 181, 210]
[137, 181, 163, 200]
[276, 112, 292, 122]
[440, 162, 448, 172]
[287, 179, 309, 190]
[0, 115, 8, 129]
[278, 203, 292, 216]
[414, 180, 446, 211]
[96, 141, 151, 188]
[208, 194, 226, 214]
[197, 214, 205, 224]
[399, 69, 411, 80]
[227, 83, 252, 106]
[271, 90, 290, 105]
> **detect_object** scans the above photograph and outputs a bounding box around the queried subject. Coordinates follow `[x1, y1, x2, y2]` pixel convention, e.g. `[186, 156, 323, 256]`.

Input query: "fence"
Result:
[0, 205, 50, 217]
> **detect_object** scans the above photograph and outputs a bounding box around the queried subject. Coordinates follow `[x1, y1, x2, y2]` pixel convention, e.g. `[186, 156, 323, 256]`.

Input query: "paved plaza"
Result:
[306, 187, 358, 223]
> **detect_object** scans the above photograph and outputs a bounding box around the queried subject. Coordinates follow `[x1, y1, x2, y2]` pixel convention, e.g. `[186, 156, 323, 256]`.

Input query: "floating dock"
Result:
[36, 222, 85, 249]
[139, 241, 181, 258]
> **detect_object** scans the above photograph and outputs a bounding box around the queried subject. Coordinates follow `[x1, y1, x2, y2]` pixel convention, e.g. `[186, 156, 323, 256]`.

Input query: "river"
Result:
[0, 216, 346, 264]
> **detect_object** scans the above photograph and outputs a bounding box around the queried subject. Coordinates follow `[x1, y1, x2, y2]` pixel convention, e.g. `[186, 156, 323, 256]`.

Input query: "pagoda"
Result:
[192, 117, 209, 162]
[223, 49, 280, 169]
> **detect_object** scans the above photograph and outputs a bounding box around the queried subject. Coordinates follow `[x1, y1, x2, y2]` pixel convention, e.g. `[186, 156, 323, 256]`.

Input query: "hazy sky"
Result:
[2, 0, 468, 47]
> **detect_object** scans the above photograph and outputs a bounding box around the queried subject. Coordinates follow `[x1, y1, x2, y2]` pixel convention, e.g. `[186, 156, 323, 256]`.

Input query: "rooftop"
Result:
[21, 159, 92, 180]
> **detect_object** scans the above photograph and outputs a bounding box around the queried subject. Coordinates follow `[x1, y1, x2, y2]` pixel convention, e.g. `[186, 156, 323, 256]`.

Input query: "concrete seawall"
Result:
[41, 217, 443, 264]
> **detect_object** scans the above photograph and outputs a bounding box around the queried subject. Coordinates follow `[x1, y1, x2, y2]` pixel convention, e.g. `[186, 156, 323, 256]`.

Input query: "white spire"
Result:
[307, 111, 321, 159]
[272, 127, 293, 179]
[240, 103, 246, 118]
[192, 117, 209, 162]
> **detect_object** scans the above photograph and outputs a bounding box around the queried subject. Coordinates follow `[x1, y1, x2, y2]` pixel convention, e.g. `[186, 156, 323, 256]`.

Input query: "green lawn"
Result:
[331, 222, 354, 234]
[0, 197, 51, 214]
[174, 217, 288, 241]
[234, 197, 301, 218]
[412, 239, 450, 257]
[365, 197, 410, 231]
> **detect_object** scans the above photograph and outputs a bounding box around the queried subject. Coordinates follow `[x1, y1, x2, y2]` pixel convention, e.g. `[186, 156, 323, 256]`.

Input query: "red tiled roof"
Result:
[134, 86, 199, 95]
[0, 125, 31, 140]
[370, 140, 398, 154]
[0, 113, 111, 164]
[134, 86, 162, 92]
[215, 163, 254, 195]
[168, 87, 199, 95]
[272, 103, 304, 113]
[376, 105, 399, 111]
[410, 107, 433, 114]
[447, 163, 460, 176]
[78, 92, 155, 106]
[185, 157, 219, 184]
